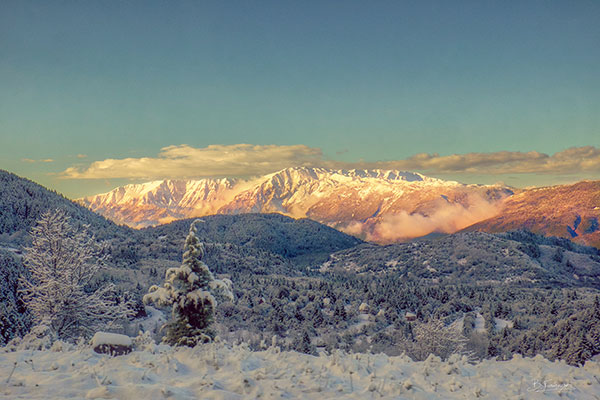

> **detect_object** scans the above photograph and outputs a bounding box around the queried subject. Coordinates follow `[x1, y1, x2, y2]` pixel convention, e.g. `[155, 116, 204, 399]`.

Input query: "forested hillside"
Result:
[145, 214, 362, 265]
[0, 170, 129, 344]
[320, 231, 600, 288]
[0, 170, 128, 245]
[0, 249, 30, 344]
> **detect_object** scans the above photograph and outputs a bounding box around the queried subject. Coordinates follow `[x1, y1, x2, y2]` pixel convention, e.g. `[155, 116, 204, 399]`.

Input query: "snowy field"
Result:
[1, 343, 600, 399]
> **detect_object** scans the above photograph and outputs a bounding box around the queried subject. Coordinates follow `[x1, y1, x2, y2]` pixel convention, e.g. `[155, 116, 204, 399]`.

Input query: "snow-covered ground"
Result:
[494, 317, 514, 331]
[1, 343, 599, 399]
[138, 306, 167, 336]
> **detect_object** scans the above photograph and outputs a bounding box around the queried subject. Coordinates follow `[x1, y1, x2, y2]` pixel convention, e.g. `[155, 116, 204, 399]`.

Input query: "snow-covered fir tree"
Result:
[144, 219, 233, 346]
[19, 209, 134, 341]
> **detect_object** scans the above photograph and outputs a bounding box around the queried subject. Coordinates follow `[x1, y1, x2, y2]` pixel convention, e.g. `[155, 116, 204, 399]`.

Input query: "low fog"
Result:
[342, 195, 502, 243]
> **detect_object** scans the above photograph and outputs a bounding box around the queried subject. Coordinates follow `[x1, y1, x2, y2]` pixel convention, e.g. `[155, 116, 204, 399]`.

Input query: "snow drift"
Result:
[1, 342, 598, 399]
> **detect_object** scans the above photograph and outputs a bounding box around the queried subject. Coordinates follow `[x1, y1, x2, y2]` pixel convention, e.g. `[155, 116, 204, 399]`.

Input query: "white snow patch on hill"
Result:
[494, 317, 514, 331]
[1, 343, 598, 399]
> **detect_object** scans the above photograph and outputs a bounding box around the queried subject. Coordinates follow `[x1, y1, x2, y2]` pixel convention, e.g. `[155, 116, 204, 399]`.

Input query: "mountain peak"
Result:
[267, 166, 429, 183]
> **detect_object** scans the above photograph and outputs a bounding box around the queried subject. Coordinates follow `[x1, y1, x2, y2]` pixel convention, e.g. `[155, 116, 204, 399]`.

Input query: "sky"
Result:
[1, 0, 599, 199]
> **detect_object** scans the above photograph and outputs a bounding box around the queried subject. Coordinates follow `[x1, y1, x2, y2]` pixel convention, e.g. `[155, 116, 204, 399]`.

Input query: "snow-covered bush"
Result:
[408, 318, 470, 361]
[19, 209, 135, 341]
[7, 323, 55, 351]
[132, 330, 156, 352]
[143, 220, 233, 347]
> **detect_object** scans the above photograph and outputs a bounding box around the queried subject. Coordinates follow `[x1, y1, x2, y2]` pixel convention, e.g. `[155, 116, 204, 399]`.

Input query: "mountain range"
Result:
[79, 167, 600, 247]
[80, 167, 512, 242]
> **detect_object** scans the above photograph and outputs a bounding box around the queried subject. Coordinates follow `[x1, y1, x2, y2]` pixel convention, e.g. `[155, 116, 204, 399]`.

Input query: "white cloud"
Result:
[353, 146, 600, 175]
[22, 158, 54, 163]
[60, 144, 600, 180]
[61, 144, 323, 179]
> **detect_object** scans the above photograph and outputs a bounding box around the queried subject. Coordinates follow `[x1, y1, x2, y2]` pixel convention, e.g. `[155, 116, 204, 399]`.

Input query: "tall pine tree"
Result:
[144, 219, 232, 346]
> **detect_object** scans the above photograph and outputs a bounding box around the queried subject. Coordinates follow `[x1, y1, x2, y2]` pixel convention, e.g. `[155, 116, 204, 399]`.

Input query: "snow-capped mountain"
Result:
[79, 167, 513, 241]
[81, 178, 237, 227]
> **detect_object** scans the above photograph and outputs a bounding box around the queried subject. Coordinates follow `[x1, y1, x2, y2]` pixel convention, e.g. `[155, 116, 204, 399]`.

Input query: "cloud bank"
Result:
[374, 146, 600, 174]
[60, 144, 600, 180]
[61, 144, 323, 179]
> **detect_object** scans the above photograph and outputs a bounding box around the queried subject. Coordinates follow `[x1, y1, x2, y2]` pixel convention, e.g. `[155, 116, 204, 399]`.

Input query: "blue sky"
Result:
[1, 1, 599, 198]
